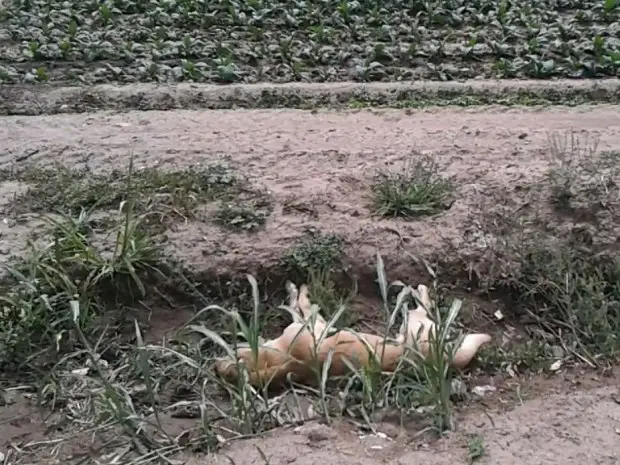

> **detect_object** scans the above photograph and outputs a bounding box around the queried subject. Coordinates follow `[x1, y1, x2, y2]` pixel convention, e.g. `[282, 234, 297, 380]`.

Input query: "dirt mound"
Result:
[2, 79, 620, 115]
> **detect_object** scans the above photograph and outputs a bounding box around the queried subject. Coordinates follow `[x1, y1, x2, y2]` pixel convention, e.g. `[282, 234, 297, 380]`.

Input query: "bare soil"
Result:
[2, 103, 619, 281]
[192, 382, 620, 465]
[1, 84, 620, 464]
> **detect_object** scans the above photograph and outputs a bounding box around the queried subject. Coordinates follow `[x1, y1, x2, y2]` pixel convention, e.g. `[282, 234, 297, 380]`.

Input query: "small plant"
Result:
[467, 435, 486, 462]
[545, 130, 602, 208]
[476, 341, 553, 374]
[0, 203, 165, 368]
[214, 197, 272, 232]
[280, 233, 343, 280]
[34, 66, 49, 81]
[371, 154, 454, 218]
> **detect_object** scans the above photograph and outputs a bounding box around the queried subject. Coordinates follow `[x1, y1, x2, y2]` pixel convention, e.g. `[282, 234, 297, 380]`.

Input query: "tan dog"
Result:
[214, 282, 492, 388]
[214, 281, 405, 387]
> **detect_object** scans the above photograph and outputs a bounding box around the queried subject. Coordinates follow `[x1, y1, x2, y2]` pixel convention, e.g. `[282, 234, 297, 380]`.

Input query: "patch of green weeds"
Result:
[280, 232, 343, 280]
[371, 154, 454, 218]
[214, 196, 273, 232]
[467, 435, 486, 462]
[0, 162, 244, 221]
[478, 224, 620, 366]
[469, 130, 620, 368]
[476, 341, 554, 374]
[0, 200, 226, 461]
[509, 246, 620, 361]
[0, 200, 476, 464]
[0, 203, 167, 369]
[545, 131, 620, 211]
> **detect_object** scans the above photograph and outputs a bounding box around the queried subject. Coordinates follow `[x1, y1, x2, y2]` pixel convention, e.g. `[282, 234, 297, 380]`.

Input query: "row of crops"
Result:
[0, 0, 619, 85]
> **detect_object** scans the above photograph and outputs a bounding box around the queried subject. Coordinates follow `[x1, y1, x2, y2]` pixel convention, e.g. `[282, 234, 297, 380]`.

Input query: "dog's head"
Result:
[213, 345, 264, 382]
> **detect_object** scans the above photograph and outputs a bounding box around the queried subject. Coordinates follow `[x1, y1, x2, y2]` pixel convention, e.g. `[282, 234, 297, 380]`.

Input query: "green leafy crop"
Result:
[0, 0, 618, 85]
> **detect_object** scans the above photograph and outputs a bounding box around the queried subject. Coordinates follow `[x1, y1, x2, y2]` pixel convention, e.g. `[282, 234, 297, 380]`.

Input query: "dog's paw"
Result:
[285, 280, 298, 297]
[416, 284, 432, 308]
[299, 284, 310, 297]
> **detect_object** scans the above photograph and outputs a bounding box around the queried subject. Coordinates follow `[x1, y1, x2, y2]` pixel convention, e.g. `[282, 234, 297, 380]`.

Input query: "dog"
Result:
[214, 281, 492, 388]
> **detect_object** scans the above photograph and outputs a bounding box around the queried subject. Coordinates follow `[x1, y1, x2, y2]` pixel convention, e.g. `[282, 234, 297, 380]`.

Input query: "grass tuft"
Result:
[0, 201, 167, 369]
[467, 435, 486, 462]
[0, 163, 236, 214]
[371, 154, 454, 218]
[280, 232, 343, 280]
[214, 197, 273, 232]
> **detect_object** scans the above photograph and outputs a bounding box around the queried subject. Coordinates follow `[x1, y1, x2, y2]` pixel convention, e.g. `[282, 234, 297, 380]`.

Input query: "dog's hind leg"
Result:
[298, 284, 328, 337]
[284, 281, 305, 324]
[415, 284, 433, 313]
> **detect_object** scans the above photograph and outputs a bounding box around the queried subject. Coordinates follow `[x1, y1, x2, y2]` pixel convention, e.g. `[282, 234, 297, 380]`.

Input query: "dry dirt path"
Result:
[1, 104, 620, 279]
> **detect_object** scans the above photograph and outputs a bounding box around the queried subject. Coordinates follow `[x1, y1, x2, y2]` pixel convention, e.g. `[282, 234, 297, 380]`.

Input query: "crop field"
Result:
[1, 0, 620, 85]
[1, 0, 620, 464]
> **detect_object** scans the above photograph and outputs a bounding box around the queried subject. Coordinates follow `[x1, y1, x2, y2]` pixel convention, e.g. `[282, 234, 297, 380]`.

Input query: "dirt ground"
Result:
[192, 381, 620, 465]
[2, 103, 620, 281]
[1, 83, 620, 464]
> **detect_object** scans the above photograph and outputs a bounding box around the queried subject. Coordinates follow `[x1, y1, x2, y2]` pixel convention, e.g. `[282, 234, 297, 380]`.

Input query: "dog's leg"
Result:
[415, 284, 433, 313]
[284, 281, 305, 324]
[298, 284, 328, 336]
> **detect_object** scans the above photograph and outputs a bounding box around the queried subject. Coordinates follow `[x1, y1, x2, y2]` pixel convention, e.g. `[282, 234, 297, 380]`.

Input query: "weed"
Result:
[469, 131, 620, 367]
[0, 204, 166, 369]
[280, 233, 343, 280]
[508, 245, 620, 362]
[467, 434, 486, 462]
[371, 154, 454, 218]
[477, 341, 554, 374]
[214, 197, 273, 232]
[0, 162, 242, 225]
[545, 131, 620, 210]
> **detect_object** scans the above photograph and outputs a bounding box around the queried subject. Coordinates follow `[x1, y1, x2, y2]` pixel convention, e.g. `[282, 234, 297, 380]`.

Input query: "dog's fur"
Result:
[214, 282, 491, 387]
